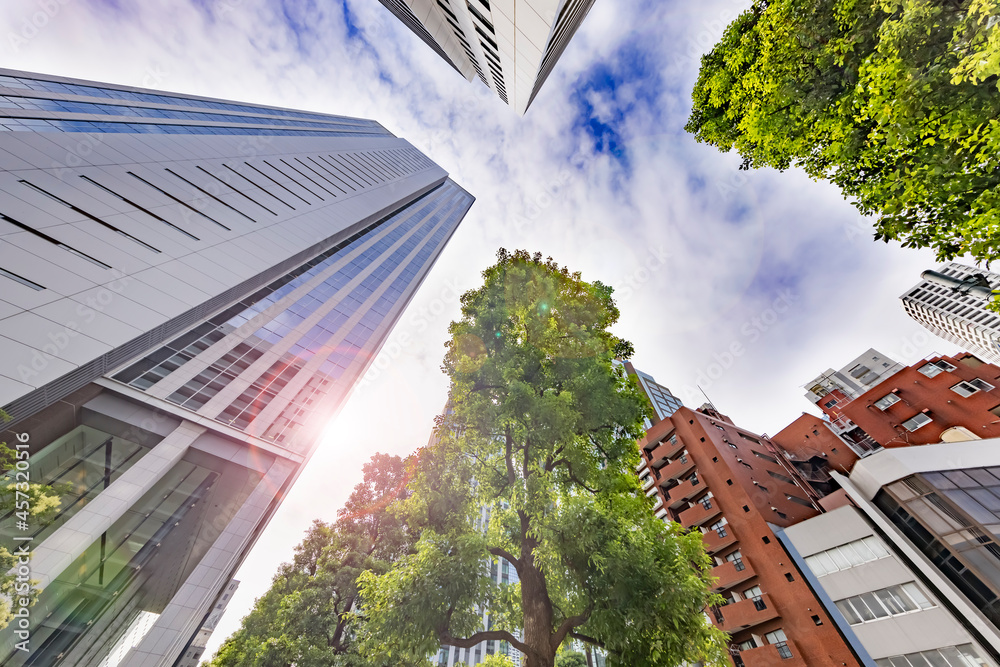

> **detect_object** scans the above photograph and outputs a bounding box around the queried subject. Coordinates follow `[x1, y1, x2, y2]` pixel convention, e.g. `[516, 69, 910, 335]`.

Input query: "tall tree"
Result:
[358, 250, 725, 667]
[207, 454, 416, 667]
[686, 0, 1000, 262]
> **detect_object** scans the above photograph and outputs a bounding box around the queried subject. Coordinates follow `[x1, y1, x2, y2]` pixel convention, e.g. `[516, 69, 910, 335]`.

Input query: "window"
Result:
[737, 639, 757, 650]
[785, 494, 813, 508]
[835, 583, 934, 625]
[972, 378, 995, 391]
[918, 360, 956, 377]
[784, 572, 794, 582]
[951, 380, 981, 397]
[765, 630, 792, 659]
[874, 393, 900, 410]
[811, 615, 822, 625]
[751, 449, 778, 463]
[709, 519, 727, 538]
[804, 535, 890, 576]
[874, 644, 988, 667]
[824, 399, 838, 408]
[902, 413, 933, 432]
[767, 470, 795, 484]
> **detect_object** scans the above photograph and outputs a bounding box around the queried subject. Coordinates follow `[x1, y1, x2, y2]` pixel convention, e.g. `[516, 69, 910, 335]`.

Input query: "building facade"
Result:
[813, 441, 1000, 664]
[620, 360, 684, 427]
[777, 504, 997, 666]
[823, 353, 1000, 450]
[174, 580, 239, 667]
[637, 405, 862, 666]
[0, 69, 472, 667]
[375, 0, 598, 113]
[901, 263, 1000, 364]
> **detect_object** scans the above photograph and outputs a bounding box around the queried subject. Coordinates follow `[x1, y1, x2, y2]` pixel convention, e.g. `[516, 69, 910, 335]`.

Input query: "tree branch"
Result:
[488, 545, 521, 573]
[549, 458, 598, 494]
[552, 604, 593, 649]
[440, 629, 531, 655]
[569, 631, 608, 651]
[504, 425, 517, 486]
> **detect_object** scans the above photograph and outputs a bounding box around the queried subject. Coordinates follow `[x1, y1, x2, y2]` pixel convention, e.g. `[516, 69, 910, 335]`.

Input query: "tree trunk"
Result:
[519, 541, 556, 667]
[585, 644, 594, 667]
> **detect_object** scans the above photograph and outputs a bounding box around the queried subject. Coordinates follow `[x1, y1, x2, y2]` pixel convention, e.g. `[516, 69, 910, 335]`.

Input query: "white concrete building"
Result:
[901, 262, 1000, 364]
[0, 69, 472, 667]
[777, 440, 1000, 666]
[376, 0, 597, 113]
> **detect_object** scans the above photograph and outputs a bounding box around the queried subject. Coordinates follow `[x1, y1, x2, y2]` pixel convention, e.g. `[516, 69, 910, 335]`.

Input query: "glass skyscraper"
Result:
[0, 69, 472, 667]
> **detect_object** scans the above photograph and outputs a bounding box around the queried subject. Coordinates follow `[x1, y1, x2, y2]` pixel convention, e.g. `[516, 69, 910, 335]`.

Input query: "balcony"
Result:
[714, 594, 779, 634]
[641, 475, 656, 491]
[652, 495, 663, 511]
[710, 557, 755, 593]
[703, 527, 738, 554]
[678, 499, 722, 529]
[647, 436, 685, 467]
[739, 640, 805, 667]
[659, 454, 696, 483]
[665, 476, 704, 508]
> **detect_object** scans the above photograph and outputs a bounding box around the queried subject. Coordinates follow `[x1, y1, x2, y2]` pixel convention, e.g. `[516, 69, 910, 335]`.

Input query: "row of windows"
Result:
[804, 535, 891, 576]
[874, 644, 988, 667]
[0, 73, 377, 125]
[0, 115, 388, 137]
[0, 94, 372, 131]
[222, 194, 465, 438]
[835, 582, 934, 625]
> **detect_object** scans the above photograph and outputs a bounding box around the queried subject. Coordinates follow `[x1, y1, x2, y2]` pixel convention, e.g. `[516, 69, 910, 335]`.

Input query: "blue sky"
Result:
[0, 0, 957, 657]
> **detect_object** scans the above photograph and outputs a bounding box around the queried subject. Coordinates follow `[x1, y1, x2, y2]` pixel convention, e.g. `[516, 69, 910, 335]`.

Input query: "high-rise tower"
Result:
[0, 69, 472, 667]
[375, 0, 597, 113]
[901, 262, 1000, 364]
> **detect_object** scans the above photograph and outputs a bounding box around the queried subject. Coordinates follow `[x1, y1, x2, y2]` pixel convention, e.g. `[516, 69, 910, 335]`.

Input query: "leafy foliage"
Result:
[686, 0, 1000, 262]
[555, 651, 588, 667]
[358, 250, 726, 667]
[207, 454, 417, 667]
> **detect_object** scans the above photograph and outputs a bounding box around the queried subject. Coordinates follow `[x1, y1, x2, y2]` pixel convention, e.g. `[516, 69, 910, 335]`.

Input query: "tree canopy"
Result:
[686, 0, 1000, 262]
[207, 454, 417, 667]
[555, 650, 588, 667]
[358, 250, 725, 667]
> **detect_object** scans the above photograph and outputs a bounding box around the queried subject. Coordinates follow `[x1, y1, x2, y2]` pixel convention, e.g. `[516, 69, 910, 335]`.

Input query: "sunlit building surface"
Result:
[902, 263, 1000, 365]
[375, 0, 597, 113]
[0, 69, 472, 667]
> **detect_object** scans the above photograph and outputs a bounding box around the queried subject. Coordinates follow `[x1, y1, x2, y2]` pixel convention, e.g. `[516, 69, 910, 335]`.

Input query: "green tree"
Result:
[207, 454, 417, 667]
[555, 650, 588, 667]
[358, 250, 725, 667]
[686, 0, 1000, 262]
[0, 410, 64, 629]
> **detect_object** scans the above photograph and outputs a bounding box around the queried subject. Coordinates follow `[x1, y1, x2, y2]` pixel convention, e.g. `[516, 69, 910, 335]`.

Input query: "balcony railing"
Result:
[665, 476, 703, 509]
[712, 594, 779, 633]
[659, 454, 696, 483]
[710, 557, 755, 592]
[647, 435, 685, 466]
[678, 499, 722, 528]
[703, 527, 737, 554]
[739, 640, 804, 666]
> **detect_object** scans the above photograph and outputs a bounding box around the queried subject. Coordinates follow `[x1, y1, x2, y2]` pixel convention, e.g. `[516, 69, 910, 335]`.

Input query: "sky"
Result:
[0, 0, 964, 659]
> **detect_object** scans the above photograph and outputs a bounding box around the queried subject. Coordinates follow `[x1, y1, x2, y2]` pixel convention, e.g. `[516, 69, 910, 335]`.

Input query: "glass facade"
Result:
[0, 450, 263, 667]
[0, 426, 153, 546]
[0, 73, 390, 137]
[876, 469, 1000, 631]
[112, 182, 469, 445]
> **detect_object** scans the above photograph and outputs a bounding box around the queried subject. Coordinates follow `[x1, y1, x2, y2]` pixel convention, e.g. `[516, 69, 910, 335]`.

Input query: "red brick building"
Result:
[637, 406, 862, 667]
[833, 352, 1000, 447]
